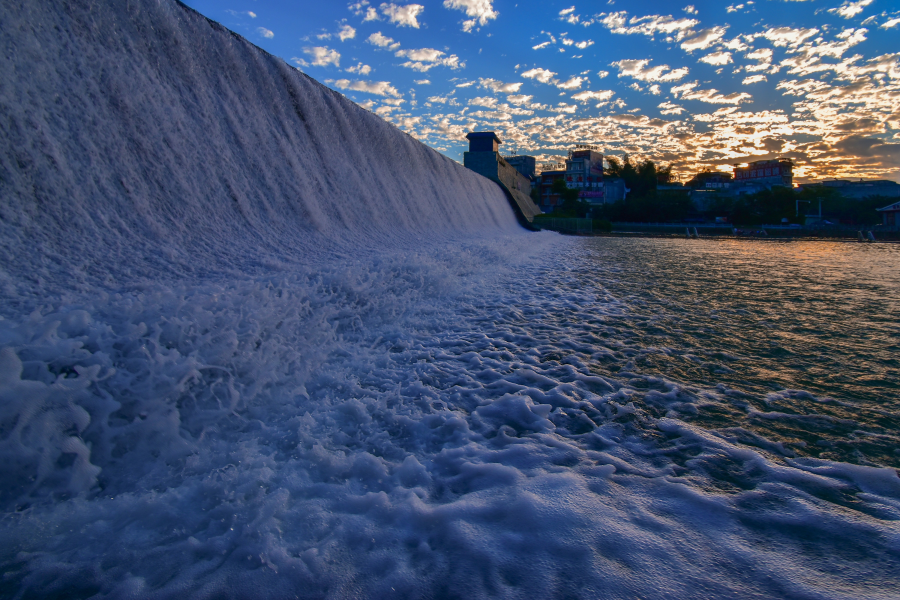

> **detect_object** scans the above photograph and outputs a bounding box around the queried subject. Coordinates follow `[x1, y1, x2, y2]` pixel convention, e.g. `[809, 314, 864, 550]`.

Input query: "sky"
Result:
[181, 0, 900, 183]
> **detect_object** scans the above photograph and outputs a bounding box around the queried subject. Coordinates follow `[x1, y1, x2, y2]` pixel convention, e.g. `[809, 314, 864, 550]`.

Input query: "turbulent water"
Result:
[2, 0, 899, 598]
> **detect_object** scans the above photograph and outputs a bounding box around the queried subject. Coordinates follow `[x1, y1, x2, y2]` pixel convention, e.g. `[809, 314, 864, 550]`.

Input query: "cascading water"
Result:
[1, 1, 899, 598]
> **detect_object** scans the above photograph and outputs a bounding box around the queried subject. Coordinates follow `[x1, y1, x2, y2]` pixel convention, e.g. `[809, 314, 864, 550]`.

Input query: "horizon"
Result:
[150, 1, 899, 183]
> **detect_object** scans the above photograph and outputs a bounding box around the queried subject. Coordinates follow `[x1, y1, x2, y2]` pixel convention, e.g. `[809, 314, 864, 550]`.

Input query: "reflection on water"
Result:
[572, 238, 900, 467]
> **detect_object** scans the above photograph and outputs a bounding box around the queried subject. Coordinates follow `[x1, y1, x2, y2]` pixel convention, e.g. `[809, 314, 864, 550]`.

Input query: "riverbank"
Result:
[534, 218, 900, 241]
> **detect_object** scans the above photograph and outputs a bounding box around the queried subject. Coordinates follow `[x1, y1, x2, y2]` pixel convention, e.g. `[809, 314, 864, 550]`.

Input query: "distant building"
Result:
[565, 149, 604, 205]
[504, 155, 537, 180]
[798, 179, 900, 200]
[603, 177, 628, 203]
[538, 170, 566, 212]
[733, 159, 793, 189]
[877, 200, 900, 226]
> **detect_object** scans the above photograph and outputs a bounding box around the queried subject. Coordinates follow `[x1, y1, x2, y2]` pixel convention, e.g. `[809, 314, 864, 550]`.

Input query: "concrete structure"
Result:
[504, 155, 537, 180]
[733, 159, 793, 189]
[877, 200, 900, 226]
[464, 132, 541, 225]
[798, 179, 900, 200]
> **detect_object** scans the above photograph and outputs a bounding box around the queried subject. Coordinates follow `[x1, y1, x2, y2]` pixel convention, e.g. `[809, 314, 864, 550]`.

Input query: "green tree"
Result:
[551, 177, 590, 217]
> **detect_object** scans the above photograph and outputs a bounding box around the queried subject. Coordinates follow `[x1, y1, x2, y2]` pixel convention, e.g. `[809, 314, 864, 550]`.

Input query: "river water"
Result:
[3, 233, 900, 598]
[549, 237, 900, 469]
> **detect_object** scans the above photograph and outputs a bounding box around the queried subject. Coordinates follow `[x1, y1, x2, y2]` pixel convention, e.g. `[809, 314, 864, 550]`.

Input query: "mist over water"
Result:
[1, 0, 899, 597]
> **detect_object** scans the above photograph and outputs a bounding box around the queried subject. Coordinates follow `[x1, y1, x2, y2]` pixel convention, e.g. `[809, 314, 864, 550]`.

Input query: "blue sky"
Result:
[182, 0, 900, 182]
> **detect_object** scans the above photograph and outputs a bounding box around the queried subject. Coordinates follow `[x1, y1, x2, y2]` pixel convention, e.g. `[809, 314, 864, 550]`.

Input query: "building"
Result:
[603, 177, 628, 203]
[798, 179, 900, 200]
[538, 170, 566, 212]
[733, 159, 793, 189]
[565, 148, 604, 205]
[504, 155, 537, 180]
[877, 201, 900, 226]
[463, 131, 541, 223]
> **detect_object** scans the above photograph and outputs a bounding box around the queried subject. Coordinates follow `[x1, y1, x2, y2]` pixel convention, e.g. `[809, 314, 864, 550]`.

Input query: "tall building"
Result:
[732, 159, 793, 189]
[565, 149, 604, 205]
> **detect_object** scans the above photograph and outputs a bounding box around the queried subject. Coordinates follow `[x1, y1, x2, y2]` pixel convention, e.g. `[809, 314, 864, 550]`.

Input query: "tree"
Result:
[604, 154, 669, 198]
[550, 177, 590, 217]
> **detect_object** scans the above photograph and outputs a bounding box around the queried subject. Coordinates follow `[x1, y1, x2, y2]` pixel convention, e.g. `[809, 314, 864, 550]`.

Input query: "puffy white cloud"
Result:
[556, 76, 585, 90]
[506, 94, 534, 105]
[828, 0, 874, 19]
[367, 32, 400, 50]
[328, 78, 401, 97]
[571, 90, 615, 103]
[596, 11, 699, 39]
[681, 27, 728, 52]
[671, 82, 752, 104]
[415, 79, 431, 84]
[743, 75, 766, 84]
[533, 41, 551, 50]
[338, 24, 357, 41]
[761, 27, 818, 48]
[395, 48, 463, 71]
[521, 67, 557, 84]
[346, 62, 372, 75]
[684, 5, 698, 15]
[380, 3, 424, 28]
[700, 51, 733, 66]
[478, 78, 523, 93]
[658, 101, 685, 115]
[611, 59, 690, 82]
[882, 17, 900, 29]
[443, 0, 498, 32]
[257, 27, 274, 39]
[301, 46, 340, 67]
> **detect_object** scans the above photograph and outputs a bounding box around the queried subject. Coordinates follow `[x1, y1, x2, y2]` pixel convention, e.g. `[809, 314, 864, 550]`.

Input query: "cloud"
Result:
[478, 78, 523, 93]
[596, 11, 699, 39]
[597, 70, 609, 78]
[671, 82, 752, 104]
[257, 27, 274, 39]
[699, 51, 733, 66]
[556, 76, 585, 90]
[328, 78, 401, 97]
[684, 5, 698, 15]
[367, 32, 401, 50]
[832, 135, 900, 165]
[571, 90, 615, 103]
[533, 41, 551, 50]
[658, 101, 685, 115]
[338, 24, 357, 41]
[743, 75, 767, 84]
[300, 46, 340, 67]
[681, 27, 728, 52]
[443, 0, 498, 32]
[761, 27, 818, 48]
[828, 0, 874, 19]
[506, 94, 534, 105]
[611, 59, 689, 82]
[346, 62, 372, 75]
[521, 67, 557, 84]
[380, 3, 424, 28]
[415, 79, 431, 84]
[395, 48, 463, 71]
[882, 17, 900, 29]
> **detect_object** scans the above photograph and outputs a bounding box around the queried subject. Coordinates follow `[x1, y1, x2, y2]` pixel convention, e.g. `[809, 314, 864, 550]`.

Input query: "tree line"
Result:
[542, 156, 889, 226]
